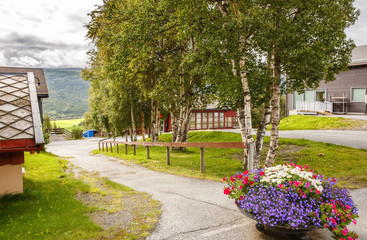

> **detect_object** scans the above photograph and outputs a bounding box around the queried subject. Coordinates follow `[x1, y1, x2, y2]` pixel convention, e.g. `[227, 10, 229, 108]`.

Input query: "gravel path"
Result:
[46, 137, 343, 240]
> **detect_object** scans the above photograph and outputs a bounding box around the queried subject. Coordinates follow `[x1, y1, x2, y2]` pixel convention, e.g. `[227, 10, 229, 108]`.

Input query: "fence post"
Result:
[146, 146, 150, 159]
[106, 143, 108, 152]
[247, 142, 254, 171]
[200, 147, 205, 173]
[98, 142, 100, 151]
[110, 143, 113, 153]
[133, 145, 136, 156]
[125, 144, 128, 154]
[116, 143, 119, 154]
[102, 142, 105, 151]
[166, 147, 170, 165]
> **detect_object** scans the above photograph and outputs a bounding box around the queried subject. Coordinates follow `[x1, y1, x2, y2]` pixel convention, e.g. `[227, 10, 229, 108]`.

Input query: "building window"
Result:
[304, 90, 314, 102]
[202, 112, 208, 129]
[214, 112, 219, 128]
[190, 113, 196, 129]
[196, 112, 201, 129]
[227, 117, 233, 127]
[293, 91, 303, 109]
[351, 88, 366, 102]
[208, 112, 213, 129]
[220, 112, 224, 128]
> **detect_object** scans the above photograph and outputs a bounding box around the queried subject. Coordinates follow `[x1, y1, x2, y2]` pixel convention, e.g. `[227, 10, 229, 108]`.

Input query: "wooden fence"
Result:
[98, 140, 254, 173]
[47, 128, 73, 139]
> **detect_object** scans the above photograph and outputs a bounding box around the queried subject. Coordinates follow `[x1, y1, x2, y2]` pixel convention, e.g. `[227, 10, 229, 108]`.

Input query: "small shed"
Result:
[0, 70, 47, 195]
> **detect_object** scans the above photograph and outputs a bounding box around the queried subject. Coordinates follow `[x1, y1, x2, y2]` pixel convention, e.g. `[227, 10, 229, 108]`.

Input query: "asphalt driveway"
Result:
[46, 138, 340, 240]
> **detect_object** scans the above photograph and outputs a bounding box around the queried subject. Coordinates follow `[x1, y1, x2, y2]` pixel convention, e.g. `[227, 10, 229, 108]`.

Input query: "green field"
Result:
[54, 119, 84, 130]
[278, 115, 367, 130]
[95, 131, 367, 189]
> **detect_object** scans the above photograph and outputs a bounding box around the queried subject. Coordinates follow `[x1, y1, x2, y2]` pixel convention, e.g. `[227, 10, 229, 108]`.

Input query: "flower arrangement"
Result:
[224, 164, 359, 240]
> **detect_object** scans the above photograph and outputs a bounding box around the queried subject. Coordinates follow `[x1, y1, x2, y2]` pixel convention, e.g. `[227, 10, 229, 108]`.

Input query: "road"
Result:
[47, 138, 337, 240]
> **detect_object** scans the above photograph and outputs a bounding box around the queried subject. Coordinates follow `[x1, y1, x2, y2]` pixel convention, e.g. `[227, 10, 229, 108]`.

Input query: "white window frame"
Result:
[350, 87, 366, 102]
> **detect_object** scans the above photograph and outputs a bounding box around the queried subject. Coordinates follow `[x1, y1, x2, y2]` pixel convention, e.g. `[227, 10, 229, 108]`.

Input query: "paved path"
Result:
[220, 129, 367, 150]
[46, 138, 339, 240]
[277, 130, 367, 150]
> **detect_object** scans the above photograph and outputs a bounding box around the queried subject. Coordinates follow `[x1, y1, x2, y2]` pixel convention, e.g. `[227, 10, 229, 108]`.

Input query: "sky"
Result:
[0, 0, 366, 68]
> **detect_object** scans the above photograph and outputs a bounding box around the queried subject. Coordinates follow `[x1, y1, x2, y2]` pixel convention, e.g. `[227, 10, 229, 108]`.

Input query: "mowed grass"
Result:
[0, 151, 161, 239]
[95, 131, 367, 189]
[54, 119, 84, 131]
[278, 115, 367, 130]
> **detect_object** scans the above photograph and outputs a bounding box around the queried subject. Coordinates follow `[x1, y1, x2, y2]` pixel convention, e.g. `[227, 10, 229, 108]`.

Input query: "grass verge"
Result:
[0, 151, 161, 239]
[278, 115, 367, 130]
[94, 131, 367, 189]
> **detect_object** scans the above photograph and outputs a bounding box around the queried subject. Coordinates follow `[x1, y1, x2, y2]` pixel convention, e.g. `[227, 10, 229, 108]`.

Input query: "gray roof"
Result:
[351, 45, 367, 66]
[0, 73, 44, 143]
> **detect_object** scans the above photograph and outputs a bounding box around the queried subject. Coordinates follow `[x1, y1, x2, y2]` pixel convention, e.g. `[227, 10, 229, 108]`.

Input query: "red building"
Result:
[0, 67, 48, 195]
[164, 104, 238, 132]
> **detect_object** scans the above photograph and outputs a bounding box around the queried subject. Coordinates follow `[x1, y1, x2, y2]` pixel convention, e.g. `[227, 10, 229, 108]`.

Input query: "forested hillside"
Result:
[43, 68, 89, 119]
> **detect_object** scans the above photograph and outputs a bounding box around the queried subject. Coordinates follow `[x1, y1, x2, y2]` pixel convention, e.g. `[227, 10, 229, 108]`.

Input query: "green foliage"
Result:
[43, 68, 89, 119]
[278, 115, 367, 130]
[42, 115, 52, 144]
[97, 131, 367, 189]
[72, 128, 83, 139]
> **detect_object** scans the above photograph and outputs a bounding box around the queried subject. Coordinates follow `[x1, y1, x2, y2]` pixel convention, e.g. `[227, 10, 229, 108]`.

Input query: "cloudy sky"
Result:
[0, 0, 366, 68]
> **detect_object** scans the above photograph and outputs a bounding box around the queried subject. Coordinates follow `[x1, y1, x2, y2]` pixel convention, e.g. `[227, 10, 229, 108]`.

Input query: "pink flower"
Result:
[331, 218, 336, 224]
[352, 219, 357, 225]
[342, 229, 348, 235]
[239, 185, 243, 190]
[224, 188, 231, 195]
[348, 237, 354, 240]
[294, 181, 302, 187]
[244, 170, 249, 175]
[289, 181, 293, 185]
[332, 203, 336, 209]
[304, 165, 309, 169]
[346, 205, 351, 209]
[223, 178, 226, 181]
[278, 184, 284, 189]
[324, 224, 328, 228]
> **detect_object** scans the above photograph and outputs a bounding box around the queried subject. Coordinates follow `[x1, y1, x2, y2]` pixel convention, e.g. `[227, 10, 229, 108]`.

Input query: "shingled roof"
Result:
[0, 72, 44, 150]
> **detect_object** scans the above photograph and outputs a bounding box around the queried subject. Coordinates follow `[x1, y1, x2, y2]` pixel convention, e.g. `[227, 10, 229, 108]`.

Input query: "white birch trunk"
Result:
[254, 101, 272, 169]
[131, 107, 137, 142]
[265, 55, 281, 167]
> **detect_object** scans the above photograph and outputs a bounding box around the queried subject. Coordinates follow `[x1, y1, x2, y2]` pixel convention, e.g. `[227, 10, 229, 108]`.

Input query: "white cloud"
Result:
[345, 0, 367, 46]
[0, 51, 6, 65]
[0, 0, 102, 68]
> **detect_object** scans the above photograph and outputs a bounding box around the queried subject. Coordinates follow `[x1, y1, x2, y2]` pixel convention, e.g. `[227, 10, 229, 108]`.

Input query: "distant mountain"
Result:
[43, 68, 89, 120]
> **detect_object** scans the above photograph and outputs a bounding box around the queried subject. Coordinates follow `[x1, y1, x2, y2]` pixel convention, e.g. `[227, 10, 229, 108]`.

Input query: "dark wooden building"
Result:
[286, 45, 367, 115]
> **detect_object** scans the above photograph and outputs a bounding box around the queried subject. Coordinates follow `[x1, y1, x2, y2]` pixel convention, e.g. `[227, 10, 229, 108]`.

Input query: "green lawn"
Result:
[54, 119, 85, 131]
[0, 151, 160, 239]
[278, 115, 367, 130]
[95, 131, 367, 189]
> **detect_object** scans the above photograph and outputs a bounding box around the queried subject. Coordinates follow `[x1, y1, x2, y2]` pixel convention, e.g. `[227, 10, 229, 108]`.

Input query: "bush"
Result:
[72, 128, 83, 139]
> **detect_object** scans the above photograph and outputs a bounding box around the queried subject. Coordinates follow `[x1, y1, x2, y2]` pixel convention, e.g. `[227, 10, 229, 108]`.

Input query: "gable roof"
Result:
[0, 72, 44, 152]
[0, 66, 49, 98]
[350, 45, 367, 67]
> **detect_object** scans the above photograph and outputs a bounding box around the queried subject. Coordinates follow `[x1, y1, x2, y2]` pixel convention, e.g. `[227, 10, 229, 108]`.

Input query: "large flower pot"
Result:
[237, 204, 316, 240]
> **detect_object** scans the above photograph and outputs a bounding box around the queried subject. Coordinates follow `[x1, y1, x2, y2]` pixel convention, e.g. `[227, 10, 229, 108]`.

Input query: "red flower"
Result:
[224, 188, 231, 195]
[313, 174, 317, 179]
[244, 170, 249, 175]
[223, 178, 226, 182]
[342, 229, 348, 235]
[260, 171, 265, 176]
